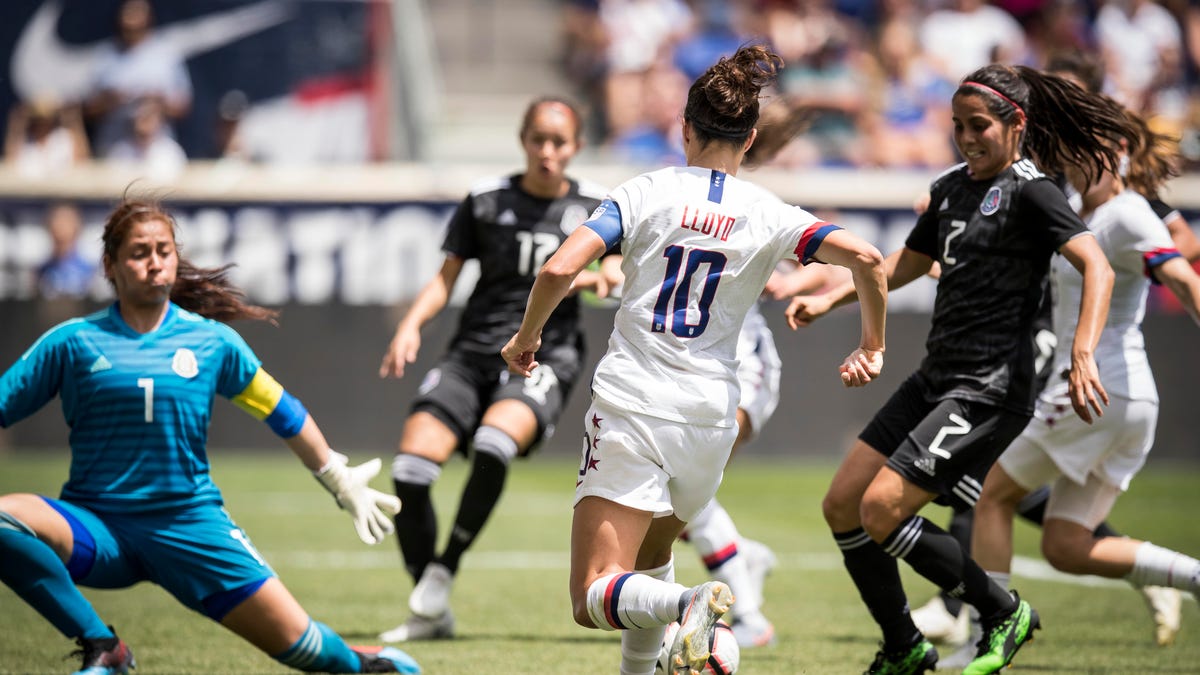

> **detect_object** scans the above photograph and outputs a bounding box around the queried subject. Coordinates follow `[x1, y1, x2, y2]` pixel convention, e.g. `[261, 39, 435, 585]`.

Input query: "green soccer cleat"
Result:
[864, 637, 937, 674]
[962, 593, 1040, 675]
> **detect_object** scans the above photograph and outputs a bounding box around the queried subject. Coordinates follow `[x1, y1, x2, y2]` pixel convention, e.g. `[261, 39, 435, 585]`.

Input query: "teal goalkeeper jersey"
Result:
[0, 303, 263, 512]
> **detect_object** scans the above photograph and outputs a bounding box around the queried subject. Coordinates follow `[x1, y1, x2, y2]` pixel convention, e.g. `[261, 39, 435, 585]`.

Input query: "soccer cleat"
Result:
[669, 581, 735, 675]
[408, 561, 453, 619]
[730, 611, 776, 648]
[1139, 585, 1182, 646]
[71, 630, 136, 675]
[378, 610, 455, 642]
[739, 538, 777, 609]
[934, 618, 980, 671]
[353, 646, 422, 673]
[864, 638, 937, 674]
[911, 595, 971, 646]
[962, 593, 1040, 675]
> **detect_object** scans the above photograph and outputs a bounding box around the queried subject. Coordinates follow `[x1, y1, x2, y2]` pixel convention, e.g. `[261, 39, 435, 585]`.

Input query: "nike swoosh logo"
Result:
[11, 0, 293, 102]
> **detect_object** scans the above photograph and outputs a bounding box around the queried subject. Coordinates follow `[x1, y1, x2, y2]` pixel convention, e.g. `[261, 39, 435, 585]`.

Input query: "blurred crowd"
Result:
[562, 0, 1200, 170]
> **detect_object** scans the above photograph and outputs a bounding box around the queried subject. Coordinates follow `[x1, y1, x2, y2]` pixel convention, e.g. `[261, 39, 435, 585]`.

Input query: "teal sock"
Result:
[0, 522, 112, 639]
[274, 618, 362, 672]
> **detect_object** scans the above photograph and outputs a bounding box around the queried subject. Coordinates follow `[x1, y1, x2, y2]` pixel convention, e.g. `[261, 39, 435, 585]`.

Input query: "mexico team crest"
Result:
[980, 187, 1002, 216]
[172, 348, 199, 378]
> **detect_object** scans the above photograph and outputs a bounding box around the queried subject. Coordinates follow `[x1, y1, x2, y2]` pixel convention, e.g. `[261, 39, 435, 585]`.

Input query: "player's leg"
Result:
[220, 578, 419, 673]
[0, 494, 136, 674]
[864, 399, 1037, 674]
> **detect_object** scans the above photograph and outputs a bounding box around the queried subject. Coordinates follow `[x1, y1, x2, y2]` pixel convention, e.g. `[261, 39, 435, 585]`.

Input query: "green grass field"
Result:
[1, 452, 1198, 674]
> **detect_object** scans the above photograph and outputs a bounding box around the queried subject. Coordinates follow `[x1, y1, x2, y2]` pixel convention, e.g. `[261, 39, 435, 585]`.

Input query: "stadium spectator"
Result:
[377, 97, 609, 643]
[786, 64, 1137, 674]
[971, 107, 1200, 654]
[1094, 0, 1186, 126]
[609, 61, 689, 166]
[597, 0, 695, 139]
[763, 0, 873, 167]
[102, 97, 188, 182]
[84, 0, 192, 156]
[35, 203, 95, 301]
[0, 198, 418, 674]
[918, 0, 1027, 82]
[4, 97, 90, 178]
[501, 45, 887, 675]
[857, 19, 955, 168]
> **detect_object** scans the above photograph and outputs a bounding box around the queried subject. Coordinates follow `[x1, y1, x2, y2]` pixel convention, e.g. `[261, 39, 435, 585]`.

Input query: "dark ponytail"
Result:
[684, 44, 783, 146]
[1123, 109, 1179, 199]
[102, 199, 279, 324]
[957, 65, 1139, 187]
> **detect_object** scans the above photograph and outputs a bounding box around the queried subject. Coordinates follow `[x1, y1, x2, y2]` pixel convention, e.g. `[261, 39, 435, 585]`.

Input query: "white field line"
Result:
[267, 549, 1190, 599]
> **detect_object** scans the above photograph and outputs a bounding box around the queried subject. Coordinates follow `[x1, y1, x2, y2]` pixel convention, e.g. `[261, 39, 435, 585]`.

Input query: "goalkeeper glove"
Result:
[314, 451, 402, 545]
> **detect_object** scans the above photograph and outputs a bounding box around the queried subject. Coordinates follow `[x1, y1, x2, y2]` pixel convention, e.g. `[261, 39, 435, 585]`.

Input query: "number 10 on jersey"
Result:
[651, 245, 726, 338]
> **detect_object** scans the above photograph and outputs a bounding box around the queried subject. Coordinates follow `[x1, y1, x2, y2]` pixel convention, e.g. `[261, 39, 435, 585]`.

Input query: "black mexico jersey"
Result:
[905, 159, 1089, 413]
[442, 174, 605, 355]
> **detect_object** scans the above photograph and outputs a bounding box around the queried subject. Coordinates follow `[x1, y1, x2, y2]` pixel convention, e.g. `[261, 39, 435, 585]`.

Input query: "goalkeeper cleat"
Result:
[71, 629, 135, 675]
[730, 611, 776, 648]
[669, 581, 734, 674]
[962, 593, 1039, 675]
[379, 610, 455, 643]
[1139, 585, 1182, 646]
[353, 646, 421, 674]
[864, 638, 937, 674]
[911, 595, 971, 646]
[408, 562, 453, 619]
[739, 538, 777, 609]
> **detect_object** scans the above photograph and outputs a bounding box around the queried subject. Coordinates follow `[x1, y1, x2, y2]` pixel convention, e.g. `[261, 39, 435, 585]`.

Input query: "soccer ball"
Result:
[655, 620, 740, 675]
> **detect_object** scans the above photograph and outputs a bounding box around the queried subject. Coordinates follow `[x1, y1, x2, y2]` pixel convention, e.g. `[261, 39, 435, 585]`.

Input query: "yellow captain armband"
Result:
[233, 368, 308, 438]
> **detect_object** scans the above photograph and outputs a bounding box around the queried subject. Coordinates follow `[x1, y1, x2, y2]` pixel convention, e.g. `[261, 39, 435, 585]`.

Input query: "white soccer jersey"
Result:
[1048, 189, 1177, 401]
[589, 166, 834, 426]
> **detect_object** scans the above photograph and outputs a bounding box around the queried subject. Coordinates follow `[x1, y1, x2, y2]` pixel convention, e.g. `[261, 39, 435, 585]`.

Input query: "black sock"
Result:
[940, 508, 975, 616]
[834, 528, 920, 650]
[393, 470, 438, 583]
[1016, 484, 1122, 537]
[438, 451, 509, 574]
[882, 516, 1015, 619]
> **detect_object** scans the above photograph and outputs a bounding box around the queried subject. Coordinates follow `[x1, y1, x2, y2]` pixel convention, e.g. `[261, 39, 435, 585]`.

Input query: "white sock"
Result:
[1127, 542, 1200, 591]
[685, 499, 759, 617]
[620, 558, 675, 675]
[986, 570, 1011, 593]
[586, 570, 687, 631]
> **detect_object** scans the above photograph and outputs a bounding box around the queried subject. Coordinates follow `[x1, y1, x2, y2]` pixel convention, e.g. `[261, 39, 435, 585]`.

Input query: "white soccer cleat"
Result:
[730, 611, 776, 649]
[378, 610, 455, 643]
[658, 621, 740, 674]
[1140, 585, 1182, 646]
[408, 562, 453, 619]
[669, 581, 735, 675]
[738, 538, 777, 608]
[911, 595, 971, 646]
[934, 615, 980, 670]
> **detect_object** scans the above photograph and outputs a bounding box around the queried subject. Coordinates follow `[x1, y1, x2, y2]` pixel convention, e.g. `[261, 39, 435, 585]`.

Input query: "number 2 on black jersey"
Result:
[651, 245, 726, 338]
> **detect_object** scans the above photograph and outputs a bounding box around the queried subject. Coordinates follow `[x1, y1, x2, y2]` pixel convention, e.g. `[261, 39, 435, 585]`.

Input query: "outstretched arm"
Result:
[806, 228, 888, 386]
[1154, 256, 1200, 326]
[231, 369, 400, 544]
[1059, 234, 1115, 423]
[379, 255, 464, 379]
[502, 227, 608, 377]
[786, 247, 930, 329]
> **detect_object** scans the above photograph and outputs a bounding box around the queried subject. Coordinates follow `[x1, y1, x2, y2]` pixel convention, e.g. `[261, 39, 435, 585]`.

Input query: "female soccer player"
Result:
[503, 45, 888, 675]
[969, 109, 1200, 651]
[377, 97, 609, 642]
[0, 199, 419, 674]
[786, 64, 1138, 675]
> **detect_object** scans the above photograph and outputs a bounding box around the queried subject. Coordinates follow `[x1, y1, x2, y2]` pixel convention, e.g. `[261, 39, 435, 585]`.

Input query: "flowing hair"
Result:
[102, 198, 278, 324]
[957, 64, 1140, 187]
